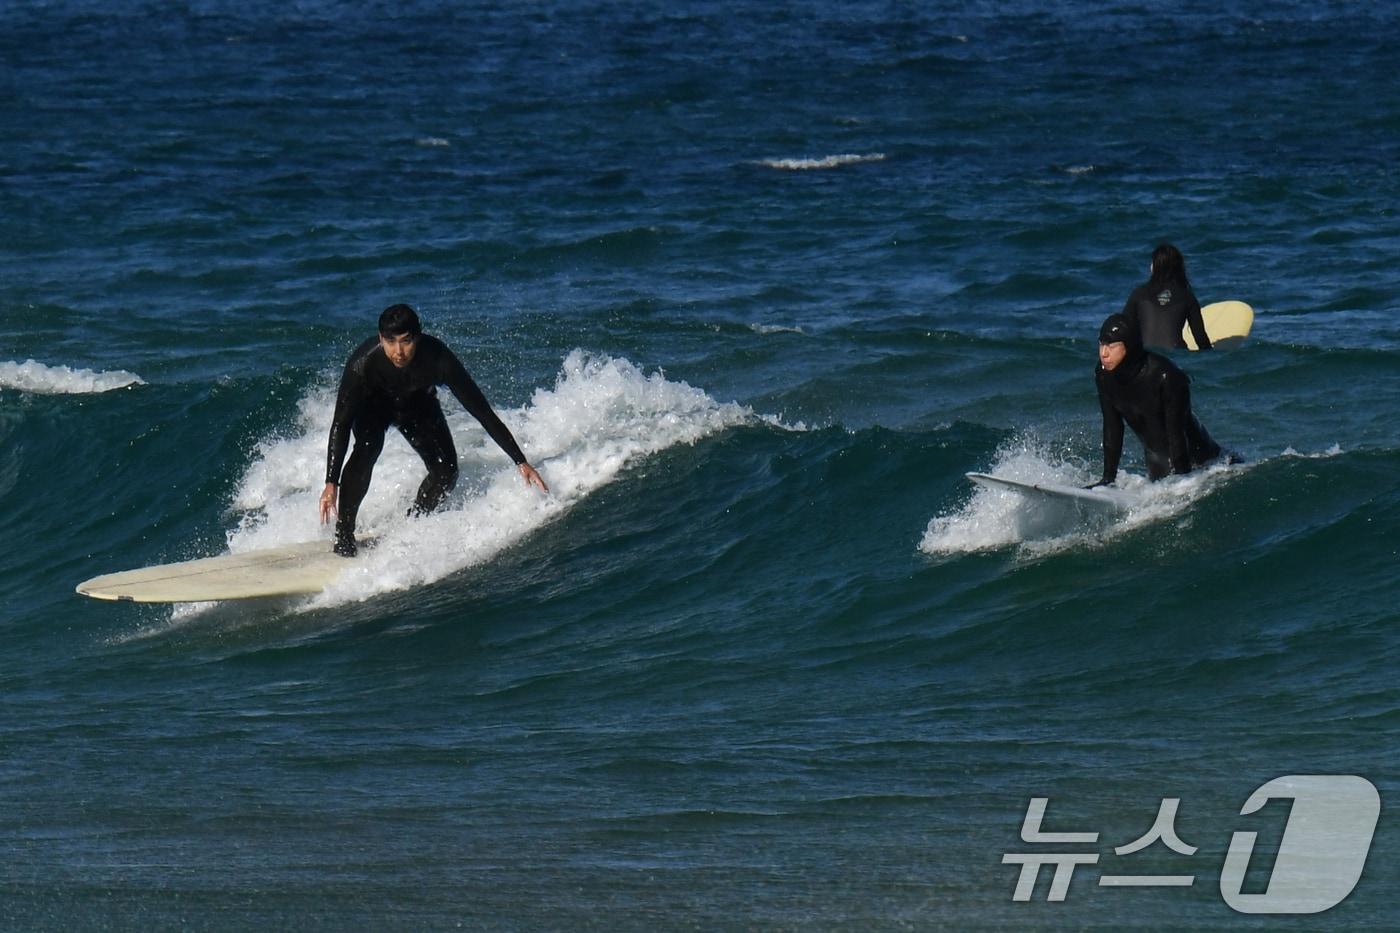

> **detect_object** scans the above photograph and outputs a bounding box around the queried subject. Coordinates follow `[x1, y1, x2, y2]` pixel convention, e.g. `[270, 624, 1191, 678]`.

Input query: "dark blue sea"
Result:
[4, 1, 1399, 928]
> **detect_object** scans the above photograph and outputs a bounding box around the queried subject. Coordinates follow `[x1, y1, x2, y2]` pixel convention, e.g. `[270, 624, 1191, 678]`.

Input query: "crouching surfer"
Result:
[319, 304, 548, 556]
[1092, 313, 1234, 488]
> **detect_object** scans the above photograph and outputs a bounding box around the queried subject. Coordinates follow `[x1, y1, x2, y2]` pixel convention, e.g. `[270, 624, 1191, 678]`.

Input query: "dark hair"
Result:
[378, 303, 421, 337]
[1149, 243, 1189, 289]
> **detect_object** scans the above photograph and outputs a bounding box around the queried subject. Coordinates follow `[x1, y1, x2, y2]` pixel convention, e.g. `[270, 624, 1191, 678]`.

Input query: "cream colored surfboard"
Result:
[76, 539, 357, 603]
[1184, 300, 1254, 350]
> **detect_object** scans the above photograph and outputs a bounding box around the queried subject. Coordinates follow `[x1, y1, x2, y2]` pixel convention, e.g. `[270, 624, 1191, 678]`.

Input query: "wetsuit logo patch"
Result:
[1156, 289, 1173, 307]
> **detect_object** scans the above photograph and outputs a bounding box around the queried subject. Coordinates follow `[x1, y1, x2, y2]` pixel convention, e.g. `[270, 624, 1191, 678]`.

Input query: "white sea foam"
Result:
[748, 323, 804, 336]
[1281, 443, 1343, 459]
[918, 437, 1240, 558]
[0, 359, 144, 394]
[757, 153, 886, 171]
[212, 350, 762, 609]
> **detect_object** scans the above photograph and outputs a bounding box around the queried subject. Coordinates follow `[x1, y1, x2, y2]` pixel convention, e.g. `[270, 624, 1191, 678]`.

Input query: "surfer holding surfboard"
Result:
[320, 304, 548, 556]
[1121, 243, 1212, 351]
[1091, 313, 1229, 488]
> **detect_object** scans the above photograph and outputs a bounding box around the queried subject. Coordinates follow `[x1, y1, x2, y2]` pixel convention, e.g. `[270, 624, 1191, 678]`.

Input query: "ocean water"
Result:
[3, 0, 1399, 928]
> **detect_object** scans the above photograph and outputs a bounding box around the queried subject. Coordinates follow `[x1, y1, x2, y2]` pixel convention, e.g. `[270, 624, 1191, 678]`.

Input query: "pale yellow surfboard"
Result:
[77, 539, 358, 603]
[1184, 300, 1254, 350]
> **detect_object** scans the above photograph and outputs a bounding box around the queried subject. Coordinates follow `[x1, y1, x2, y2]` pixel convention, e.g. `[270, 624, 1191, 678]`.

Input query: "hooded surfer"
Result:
[1093, 312, 1228, 487]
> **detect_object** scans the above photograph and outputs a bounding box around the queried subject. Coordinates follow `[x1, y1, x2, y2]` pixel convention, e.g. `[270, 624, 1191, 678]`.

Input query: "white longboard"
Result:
[76, 539, 358, 603]
[966, 472, 1132, 514]
[1184, 300, 1254, 350]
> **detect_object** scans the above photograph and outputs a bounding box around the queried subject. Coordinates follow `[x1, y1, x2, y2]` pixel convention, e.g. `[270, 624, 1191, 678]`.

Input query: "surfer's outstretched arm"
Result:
[1096, 374, 1125, 485]
[438, 350, 549, 493]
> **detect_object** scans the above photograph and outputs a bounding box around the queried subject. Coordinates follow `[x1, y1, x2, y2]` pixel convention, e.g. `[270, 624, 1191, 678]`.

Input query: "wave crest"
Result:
[918, 437, 1238, 558]
[213, 350, 759, 609]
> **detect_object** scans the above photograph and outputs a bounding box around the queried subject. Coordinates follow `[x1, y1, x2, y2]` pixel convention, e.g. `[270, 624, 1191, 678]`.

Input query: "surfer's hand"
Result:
[319, 483, 338, 523]
[519, 462, 549, 494]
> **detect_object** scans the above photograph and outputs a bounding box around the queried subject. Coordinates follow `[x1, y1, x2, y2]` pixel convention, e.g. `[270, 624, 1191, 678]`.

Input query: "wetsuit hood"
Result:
[1099, 312, 1146, 379]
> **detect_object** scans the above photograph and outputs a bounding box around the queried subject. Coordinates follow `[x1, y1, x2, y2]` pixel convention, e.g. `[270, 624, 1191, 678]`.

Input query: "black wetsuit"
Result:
[1122, 279, 1211, 351]
[326, 334, 525, 548]
[1097, 345, 1221, 484]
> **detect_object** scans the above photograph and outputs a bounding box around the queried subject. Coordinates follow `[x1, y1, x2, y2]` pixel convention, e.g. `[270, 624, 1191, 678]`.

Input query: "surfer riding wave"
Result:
[320, 304, 548, 556]
[1092, 313, 1234, 487]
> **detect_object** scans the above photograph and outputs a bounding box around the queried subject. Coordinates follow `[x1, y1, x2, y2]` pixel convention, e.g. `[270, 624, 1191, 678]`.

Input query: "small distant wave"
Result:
[757, 153, 886, 171]
[414, 136, 450, 148]
[1281, 444, 1343, 459]
[748, 323, 804, 336]
[0, 359, 144, 394]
